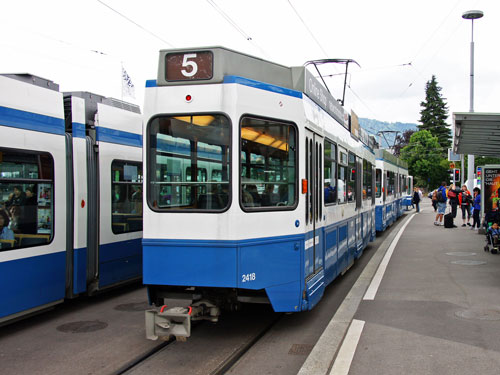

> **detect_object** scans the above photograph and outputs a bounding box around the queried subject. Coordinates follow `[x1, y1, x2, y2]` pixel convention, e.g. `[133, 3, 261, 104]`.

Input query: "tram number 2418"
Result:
[241, 273, 256, 283]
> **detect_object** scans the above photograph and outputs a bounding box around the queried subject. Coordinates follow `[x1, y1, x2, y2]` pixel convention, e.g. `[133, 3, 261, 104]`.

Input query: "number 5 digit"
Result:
[181, 53, 198, 77]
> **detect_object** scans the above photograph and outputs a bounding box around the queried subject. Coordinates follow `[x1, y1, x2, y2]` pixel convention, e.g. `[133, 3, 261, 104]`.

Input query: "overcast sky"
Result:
[1, 0, 497, 124]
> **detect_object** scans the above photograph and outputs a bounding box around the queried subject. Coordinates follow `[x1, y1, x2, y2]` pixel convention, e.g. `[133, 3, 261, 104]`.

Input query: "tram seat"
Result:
[112, 223, 129, 233]
[198, 194, 224, 209]
[14, 234, 50, 247]
[0, 239, 15, 249]
[127, 217, 143, 231]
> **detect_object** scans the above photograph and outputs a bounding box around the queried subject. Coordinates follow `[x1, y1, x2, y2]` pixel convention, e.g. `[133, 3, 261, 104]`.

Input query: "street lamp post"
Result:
[462, 10, 483, 192]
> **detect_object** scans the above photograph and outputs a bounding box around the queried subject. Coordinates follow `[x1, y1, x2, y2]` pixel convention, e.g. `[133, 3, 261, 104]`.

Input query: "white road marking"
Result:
[329, 319, 366, 375]
[363, 213, 416, 300]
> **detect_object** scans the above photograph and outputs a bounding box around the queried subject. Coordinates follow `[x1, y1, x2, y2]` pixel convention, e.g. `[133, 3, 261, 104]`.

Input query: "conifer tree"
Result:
[418, 75, 451, 152]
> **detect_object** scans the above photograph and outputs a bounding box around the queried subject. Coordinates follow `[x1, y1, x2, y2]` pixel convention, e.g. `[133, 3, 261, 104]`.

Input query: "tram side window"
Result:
[0, 148, 54, 251]
[387, 171, 395, 196]
[111, 161, 143, 234]
[375, 168, 382, 198]
[363, 160, 372, 200]
[240, 117, 297, 210]
[148, 115, 231, 211]
[337, 150, 348, 204]
[324, 140, 337, 205]
[348, 152, 356, 203]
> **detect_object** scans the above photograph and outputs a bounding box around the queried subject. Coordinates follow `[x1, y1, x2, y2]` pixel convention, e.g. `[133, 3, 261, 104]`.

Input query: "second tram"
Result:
[0, 74, 143, 323]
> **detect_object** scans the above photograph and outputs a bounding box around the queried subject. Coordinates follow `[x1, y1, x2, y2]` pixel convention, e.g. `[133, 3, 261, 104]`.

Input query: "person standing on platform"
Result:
[434, 182, 447, 226]
[459, 184, 473, 227]
[412, 187, 421, 212]
[471, 187, 481, 230]
[431, 189, 438, 212]
[447, 184, 461, 219]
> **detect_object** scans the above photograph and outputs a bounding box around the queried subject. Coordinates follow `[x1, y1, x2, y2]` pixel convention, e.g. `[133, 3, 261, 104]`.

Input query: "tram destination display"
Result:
[166, 51, 213, 81]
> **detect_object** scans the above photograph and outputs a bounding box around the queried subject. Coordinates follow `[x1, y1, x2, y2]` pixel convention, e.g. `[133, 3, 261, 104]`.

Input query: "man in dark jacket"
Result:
[447, 184, 462, 219]
[412, 187, 421, 212]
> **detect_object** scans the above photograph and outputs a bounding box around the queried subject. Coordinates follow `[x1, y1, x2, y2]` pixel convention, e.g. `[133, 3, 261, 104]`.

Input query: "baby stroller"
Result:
[483, 211, 500, 254]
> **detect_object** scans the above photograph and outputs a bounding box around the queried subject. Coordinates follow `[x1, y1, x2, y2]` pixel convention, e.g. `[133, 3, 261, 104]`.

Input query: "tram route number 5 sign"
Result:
[166, 51, 214, 81]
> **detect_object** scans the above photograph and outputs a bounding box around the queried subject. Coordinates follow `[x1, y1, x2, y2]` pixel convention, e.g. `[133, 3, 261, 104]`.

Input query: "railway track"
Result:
[115, 307, 283, 375]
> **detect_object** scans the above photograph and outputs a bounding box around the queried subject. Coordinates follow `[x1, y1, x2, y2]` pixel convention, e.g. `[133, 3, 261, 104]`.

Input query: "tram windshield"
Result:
[147, 114, 231, 211]
[240, 117, 297, 210]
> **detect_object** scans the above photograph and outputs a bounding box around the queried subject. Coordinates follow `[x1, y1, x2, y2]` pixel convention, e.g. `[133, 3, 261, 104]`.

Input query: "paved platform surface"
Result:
[301, 201, 500, 375]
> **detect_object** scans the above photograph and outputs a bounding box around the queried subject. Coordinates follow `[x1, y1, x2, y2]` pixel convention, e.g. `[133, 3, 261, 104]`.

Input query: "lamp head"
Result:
[462, 10, 483, 20]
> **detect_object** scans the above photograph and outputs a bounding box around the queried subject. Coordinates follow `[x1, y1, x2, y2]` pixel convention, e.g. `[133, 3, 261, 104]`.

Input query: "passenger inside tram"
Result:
[261, 184, 279, 206]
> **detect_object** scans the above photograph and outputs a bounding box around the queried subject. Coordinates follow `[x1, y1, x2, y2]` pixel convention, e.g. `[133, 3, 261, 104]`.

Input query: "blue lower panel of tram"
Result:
[143, 235, 303, 312]
[99, 238, 142, 288]
[144, 217, 372, 313]
[375, 205, 386, 231]
[73, 247, 87, 294]
[0, 252, 66, 319]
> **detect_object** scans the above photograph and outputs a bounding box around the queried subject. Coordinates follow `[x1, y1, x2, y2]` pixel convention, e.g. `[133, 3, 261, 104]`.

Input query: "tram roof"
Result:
[156, 46, 347, 125]
[453, 112, 500, 157]
[375, 149, 408, 170]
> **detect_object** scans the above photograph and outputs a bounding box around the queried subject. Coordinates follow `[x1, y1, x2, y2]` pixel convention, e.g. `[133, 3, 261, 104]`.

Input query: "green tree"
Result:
[400, 130, 448, 189]
[418, 75, 451, 151]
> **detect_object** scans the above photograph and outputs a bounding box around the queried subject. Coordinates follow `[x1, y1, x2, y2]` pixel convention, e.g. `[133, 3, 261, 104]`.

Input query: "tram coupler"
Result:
[145, 300, 220, 341]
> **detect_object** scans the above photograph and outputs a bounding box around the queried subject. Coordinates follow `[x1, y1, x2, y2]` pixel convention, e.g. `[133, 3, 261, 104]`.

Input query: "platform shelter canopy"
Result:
[453, 112, 500, 157]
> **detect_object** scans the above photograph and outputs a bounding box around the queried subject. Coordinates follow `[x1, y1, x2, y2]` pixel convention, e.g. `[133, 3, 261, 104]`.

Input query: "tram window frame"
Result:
[371, 165, 376, 204]
[239, 115, 298, 212]
[337, 149, 348, 205]
[375, 168, 382, 198]
[387, 170, 395, 196]
[323, 140, 337, 206]
[347, 152, 356, 204]
[0, 147, 55, 251]
[146, 113, 232, 213]
[111, 160, 143, 234]
[363, 159, 373, 201]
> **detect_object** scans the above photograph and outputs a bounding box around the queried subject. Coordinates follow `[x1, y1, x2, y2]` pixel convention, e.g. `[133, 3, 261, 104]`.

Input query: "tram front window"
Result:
[240, 117, 297, 210]
[148, 114, 231, 211]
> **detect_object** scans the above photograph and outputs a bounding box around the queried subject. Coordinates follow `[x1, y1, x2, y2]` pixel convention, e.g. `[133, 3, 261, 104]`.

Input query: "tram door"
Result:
[304, 130, 324, 280]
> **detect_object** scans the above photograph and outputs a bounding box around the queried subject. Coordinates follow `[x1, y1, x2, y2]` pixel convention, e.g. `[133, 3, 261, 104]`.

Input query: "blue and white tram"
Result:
[0, 74, 143, 323]
[374, 149, 410, 231]
[143, 47, 378, 339]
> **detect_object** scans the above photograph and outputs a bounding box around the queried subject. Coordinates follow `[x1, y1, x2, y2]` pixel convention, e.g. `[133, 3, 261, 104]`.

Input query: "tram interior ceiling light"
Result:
[241, 127, 289, 151]
[173, 115, 215, 126]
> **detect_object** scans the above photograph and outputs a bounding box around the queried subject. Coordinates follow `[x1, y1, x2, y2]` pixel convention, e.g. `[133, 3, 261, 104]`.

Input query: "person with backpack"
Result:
[447, 184, 462, 219]
[459, 184, 473, 227]
[434, 182, 448, 226]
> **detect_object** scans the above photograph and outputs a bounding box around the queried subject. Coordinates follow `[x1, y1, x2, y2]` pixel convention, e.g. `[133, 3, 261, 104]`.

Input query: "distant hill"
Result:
[359, 118, 418, 149]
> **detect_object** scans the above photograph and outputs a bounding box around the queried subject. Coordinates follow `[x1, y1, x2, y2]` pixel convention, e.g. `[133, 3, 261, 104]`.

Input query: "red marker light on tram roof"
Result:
[185, 94, 192, 102]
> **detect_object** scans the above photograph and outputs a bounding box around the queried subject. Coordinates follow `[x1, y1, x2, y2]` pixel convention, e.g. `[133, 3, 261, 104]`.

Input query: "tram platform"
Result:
[300, 200, 500, 375]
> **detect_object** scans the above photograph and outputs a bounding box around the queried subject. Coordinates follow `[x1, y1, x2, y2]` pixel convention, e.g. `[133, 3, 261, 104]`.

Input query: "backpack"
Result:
[448, 190, 456, 199]
[437, 189, 445, 203]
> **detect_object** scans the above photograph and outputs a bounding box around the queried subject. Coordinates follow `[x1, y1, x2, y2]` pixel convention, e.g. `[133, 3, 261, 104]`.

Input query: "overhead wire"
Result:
[205, 0, 270, 58]
[286, 0, 330, 58]
[96, 0, 175, 47]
